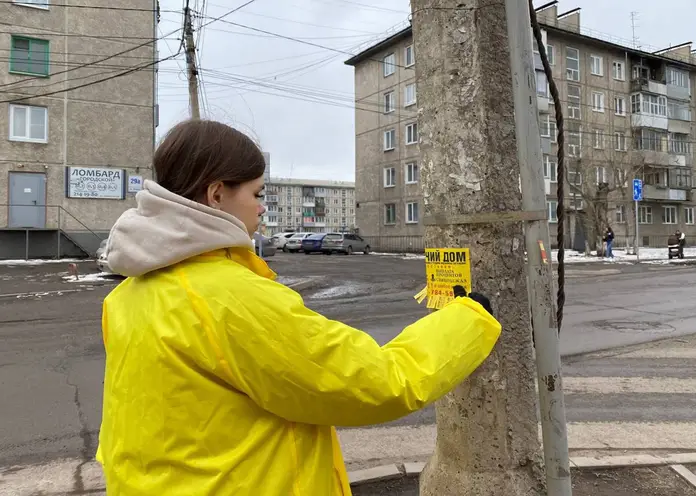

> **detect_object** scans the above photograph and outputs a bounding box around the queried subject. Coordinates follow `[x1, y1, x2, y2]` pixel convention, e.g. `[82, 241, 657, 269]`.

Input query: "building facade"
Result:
[346, 3, 696, 250]
[0, 0, 158, 258]
[262, 178, 356, 235]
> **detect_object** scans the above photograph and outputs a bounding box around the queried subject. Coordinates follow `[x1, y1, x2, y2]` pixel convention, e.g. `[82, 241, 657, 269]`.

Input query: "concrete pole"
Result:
[412, 0, 545, 494]
[183, 6, 201, 120]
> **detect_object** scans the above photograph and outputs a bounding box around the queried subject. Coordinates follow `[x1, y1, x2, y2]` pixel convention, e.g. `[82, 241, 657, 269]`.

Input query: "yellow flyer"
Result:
[421, 248, 472, 309]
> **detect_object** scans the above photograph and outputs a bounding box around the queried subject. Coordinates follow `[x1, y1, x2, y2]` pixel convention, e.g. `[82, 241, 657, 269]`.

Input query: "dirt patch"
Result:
[572, 466, 696, 495]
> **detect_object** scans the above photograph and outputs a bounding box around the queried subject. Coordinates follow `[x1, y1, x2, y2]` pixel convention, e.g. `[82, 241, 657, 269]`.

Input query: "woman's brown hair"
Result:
[154, 120, 266, 201]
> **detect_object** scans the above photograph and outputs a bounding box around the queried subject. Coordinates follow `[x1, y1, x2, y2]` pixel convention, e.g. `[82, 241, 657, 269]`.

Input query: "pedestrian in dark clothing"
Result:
[604, 227, 615, 258]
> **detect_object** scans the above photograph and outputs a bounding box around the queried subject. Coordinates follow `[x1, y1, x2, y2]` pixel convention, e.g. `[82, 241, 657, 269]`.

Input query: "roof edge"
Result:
[344, 25, 413, 67]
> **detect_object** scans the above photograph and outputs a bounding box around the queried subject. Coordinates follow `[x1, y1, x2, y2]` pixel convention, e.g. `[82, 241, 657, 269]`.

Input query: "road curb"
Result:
[347, 452, 696, 487]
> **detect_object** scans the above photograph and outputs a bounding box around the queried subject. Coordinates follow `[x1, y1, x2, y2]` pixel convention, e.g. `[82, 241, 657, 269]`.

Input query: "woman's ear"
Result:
[206, 182, 225, 209]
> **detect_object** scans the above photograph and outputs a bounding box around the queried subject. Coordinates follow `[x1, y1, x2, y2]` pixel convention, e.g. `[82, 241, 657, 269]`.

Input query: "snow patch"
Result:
[62, 272, 116, 283]
[311, 283, 365, 299]
[0, 258, 86, 266]
[552, 247, 696, 263]
[370, 252, 425, 260]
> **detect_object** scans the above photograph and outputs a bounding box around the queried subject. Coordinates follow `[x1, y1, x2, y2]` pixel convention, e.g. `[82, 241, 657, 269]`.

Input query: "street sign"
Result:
[422, 248, 472, 309]
[633, 179, 643, 202]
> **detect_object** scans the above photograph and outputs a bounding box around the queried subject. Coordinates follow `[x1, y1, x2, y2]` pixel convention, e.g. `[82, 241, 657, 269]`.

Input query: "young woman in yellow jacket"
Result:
[97, 119, 502, 495]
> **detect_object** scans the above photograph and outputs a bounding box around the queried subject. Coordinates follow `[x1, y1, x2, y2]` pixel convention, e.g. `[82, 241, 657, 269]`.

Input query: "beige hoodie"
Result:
[106, 180, 253, 277]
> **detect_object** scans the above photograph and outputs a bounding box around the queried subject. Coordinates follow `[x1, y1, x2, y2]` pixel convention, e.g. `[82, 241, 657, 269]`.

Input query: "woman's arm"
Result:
[207, 276, 501, 427]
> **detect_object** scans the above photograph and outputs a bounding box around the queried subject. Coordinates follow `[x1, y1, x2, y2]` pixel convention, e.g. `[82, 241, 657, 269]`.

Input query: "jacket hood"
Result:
[106, 180, 253, 277]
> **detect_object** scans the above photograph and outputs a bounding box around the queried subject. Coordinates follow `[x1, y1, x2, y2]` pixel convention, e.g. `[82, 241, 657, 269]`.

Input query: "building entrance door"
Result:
[8, 172, 47, 228]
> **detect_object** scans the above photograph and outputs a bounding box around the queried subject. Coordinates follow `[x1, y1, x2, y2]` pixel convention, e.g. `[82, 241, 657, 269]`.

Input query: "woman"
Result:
[97, 120, 502, 495]
[604, 226, 615, 258]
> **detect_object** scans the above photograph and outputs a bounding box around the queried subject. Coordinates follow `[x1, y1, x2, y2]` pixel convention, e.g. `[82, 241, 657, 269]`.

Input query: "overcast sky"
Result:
[156, 0, 695, 181]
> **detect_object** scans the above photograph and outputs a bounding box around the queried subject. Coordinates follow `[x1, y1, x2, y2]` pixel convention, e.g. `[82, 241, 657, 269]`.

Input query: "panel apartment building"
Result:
[263, 178, 356, 235]
[346, 3, 696, 250]
[0, 0, 158, 259]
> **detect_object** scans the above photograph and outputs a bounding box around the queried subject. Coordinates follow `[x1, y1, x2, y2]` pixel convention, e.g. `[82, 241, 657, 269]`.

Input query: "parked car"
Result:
[321, 233, 371, 255]
[302, 233, 327, 254]
[285, 232, 312, 252]
[252, 233, 277, 258]
[272, 232, 296, 252]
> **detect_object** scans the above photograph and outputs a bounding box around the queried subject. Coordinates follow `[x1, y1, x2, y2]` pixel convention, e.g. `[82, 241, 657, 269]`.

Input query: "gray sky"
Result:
[156, 0, 695, 181]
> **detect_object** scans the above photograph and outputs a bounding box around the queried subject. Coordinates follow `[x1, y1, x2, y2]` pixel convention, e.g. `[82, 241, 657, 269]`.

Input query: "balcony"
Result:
[537, 95, 549, 113]
[265, 195, 279, 203]
[668, 119, 691, 135]
[632, 113, 668, 130]
[643, 184, 688, 201]
[302, 200, 316, 208]
[631, 78, 667, 96]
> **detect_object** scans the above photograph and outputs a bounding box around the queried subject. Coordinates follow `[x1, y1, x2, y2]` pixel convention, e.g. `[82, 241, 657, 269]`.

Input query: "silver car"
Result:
[321, 233, 371, 255]
[285, 233, 312, 253]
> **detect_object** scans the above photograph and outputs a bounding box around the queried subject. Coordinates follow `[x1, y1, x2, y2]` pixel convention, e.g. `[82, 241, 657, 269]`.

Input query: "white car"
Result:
[285, 233, 312, 253]
[272, 232, 296, 252]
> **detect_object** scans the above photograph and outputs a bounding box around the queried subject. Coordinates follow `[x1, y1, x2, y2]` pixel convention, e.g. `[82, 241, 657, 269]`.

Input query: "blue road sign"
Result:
[633, 179, 643, 202]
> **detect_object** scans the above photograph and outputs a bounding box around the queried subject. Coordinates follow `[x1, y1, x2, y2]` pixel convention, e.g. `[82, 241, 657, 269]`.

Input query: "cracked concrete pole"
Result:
[411, 0, 545, 494]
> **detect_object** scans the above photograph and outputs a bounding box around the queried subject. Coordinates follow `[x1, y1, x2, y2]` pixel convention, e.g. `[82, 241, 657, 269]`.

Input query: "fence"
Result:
[362, 235, 425, 254]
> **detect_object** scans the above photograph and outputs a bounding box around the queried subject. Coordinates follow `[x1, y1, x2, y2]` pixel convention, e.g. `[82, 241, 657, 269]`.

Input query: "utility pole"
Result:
[413, 0, 569, 494]
[183, 6, 201, 119]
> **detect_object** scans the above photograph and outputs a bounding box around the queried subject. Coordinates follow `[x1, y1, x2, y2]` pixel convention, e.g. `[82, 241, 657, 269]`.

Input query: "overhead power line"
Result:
[0, 0, 177, 12]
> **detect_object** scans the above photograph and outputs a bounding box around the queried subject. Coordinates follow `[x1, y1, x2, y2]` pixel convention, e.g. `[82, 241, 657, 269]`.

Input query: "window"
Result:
[671, 168, 692, 189]
[546, 44, 555, 65]
[384, 167, 396, 187]
[540, 115, 556, 141]
[383, 53, 395, 77]
[614, 96, 626, 116]
[593, 129, 604, 149]
[613, 61, 625, 81]
[11, 0, 49, 9]
[668, 100, 692, 121]
[669, 133, 690, 155]
[633, 93, 667, 116]
[567, 171, 582, 186]
[536, 71, 548, 97]
[614, 132, 627, 151]
[567, 84, 581, 119]
[615, 169, 628, 187]
[686, 207, 695, 225]
[383, 129, 395, 151]
[406, 122, 418, 145]
[384, 203, 396, 224]
[590, 55, 603, 76]
[406, 202, 419, 223]
[568, 129, 581, 157]
[566, 47, 580, 81]
[595, 166, 608, 185]
[615, 205, 626, 224]
[663, 206, 677, 225]
[383, 91, 395, 113]
[634, 129, 666, 152]
[543, 155, 557, 182]
[405, 162, 419, 184]
[404, 45, 414, 67]
[404, 83, 416, 106]
[638, 206, 652, 224]
[570, 197, 584, 210]
[667, 67, 689, 89]
[591, 91, 605, 112]
[547, 201, 558, 223]
[10, 36, 49, 76]
[9, 104, 48, 142]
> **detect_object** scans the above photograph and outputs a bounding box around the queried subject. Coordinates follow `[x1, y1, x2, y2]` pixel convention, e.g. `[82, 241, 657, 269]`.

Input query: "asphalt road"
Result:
[1, 254, 696, 469]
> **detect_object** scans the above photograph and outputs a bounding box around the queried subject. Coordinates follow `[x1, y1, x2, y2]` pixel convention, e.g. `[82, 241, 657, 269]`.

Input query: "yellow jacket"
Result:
[97, 181, 502, 495]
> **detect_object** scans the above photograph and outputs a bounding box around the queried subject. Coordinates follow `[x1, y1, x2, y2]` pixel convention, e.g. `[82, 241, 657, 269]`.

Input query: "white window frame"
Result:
[536, 71, 548, 97]
[406, 122, 418, 145]
[383, 53, 395, 77]
[404, 45, 414, 67]
[567, 171, 582, 186]
[567, 84, 581, 119]
[406, 202, 419, 224]
[384, 203, 396, 225]
[546, 44, 555, 65]
[638, 205, 652, 224]
[591, 91, 605, 112]
[383, 91, 395, 113]
[383, 129, 395, 151]
[568, 129, 581, 158]
[547, 201, 558, 223]
[590, 55, 603, 76]
[383, 167, 396, 188]
[404, 83, 416, 107]
[667, 67, 689, 89]
[612, 61, 625, 81]
[595, 166, 608, 185]
[405, 161, 419, 184]
[566, 47, 580, 81]
[614, 131, 627, 151]
[615, 205, 626, 224]
[615, 169, 628, 187]
[663, 205, 677, 225]
[593, 129, 604, 149]
[9, 103, 48, 143]
[614, 96, 626, 116]
[686, 207, 695, 225]
[11, 0, 49, 9]
[543, 155, 557, 183]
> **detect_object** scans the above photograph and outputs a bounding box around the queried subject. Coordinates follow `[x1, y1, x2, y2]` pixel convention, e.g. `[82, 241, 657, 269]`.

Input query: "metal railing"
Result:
[1, 204, 106, 260]
[361, 235, 425, 254]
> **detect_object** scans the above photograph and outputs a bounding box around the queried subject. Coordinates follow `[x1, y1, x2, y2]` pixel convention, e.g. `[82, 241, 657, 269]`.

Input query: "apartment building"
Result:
[0, 0, 157, 259]
[346, 3, 696, 250]
[262, 178, 356, 235]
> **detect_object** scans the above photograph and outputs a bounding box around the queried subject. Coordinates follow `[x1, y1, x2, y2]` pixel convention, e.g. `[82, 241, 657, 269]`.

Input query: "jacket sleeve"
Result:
[208, 276, 501, 427]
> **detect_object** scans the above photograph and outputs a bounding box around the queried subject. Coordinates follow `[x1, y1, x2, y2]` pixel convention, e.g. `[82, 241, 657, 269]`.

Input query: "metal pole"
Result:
[505, 0, 572, 494]
[57, 208, 62, 259]
[25, 229, 29, 261]
[635, 199, 640, 261]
